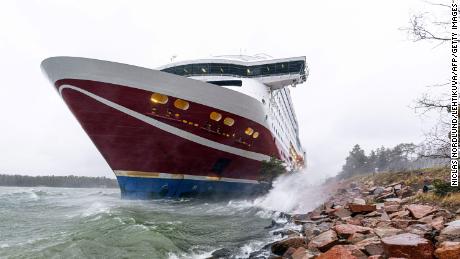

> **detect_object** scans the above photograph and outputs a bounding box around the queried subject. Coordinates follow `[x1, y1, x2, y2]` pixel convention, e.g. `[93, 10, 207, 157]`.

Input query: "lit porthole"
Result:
[175, 113, 180, 118]
[150, 93, 168, 104]
[245, 127, 254, 136]
[247, 68, 251, 75]
[174, 99, 190, 110]
[223, 117, 235, 126]
[253, 132, 259, 139]
[210, 112, 222, 121]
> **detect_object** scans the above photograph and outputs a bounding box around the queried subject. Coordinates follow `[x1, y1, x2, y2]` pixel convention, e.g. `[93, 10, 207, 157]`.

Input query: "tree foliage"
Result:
[338, 143, 447, 179]
[259, 157, 287, 185]
[433, 179, 460, 196]
[0, 174, 118, 188]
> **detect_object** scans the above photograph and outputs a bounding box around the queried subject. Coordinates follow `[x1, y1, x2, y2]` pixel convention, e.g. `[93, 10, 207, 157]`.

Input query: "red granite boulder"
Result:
[333, 224, 372, 238]
[316, 245, 357, 259]
[308, 230, 338, 252]
[434, 241, 460, 259]
[406, 204, 436, 219]
[381, 233, 434, 259]
[271, 237, 307, 256]
[349, 204, 377, 214]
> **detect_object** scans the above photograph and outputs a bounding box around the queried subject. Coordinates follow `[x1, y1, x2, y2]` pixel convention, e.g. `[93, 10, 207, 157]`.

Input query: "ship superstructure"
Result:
[41, 55, 308, 198]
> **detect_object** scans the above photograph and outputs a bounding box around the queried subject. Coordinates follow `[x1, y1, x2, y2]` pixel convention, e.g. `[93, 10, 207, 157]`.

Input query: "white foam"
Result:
[254, 169, 329, 214]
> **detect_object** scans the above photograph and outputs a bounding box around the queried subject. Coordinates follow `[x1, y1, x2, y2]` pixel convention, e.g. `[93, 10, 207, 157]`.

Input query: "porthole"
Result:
[210, 111, 222, 121]
[150, 93, 168, 104]
[223, 117, 235, 126]
[174, 99, 190, 110]
[245, 127, 254, 136]
[253, 132, 259, 139]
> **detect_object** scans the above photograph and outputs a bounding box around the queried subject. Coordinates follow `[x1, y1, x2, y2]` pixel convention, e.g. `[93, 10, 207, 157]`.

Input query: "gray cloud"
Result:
[0, 0, 448, 178]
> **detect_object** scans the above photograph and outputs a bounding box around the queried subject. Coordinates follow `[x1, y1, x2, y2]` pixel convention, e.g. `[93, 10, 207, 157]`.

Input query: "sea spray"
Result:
[254, 169, 330, 214]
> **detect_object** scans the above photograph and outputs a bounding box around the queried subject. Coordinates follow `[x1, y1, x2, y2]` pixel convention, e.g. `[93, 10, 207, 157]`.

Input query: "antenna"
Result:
[170, 55, 177, 62]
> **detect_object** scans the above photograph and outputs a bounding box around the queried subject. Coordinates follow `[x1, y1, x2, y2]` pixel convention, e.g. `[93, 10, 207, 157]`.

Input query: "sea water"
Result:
[0, 172, 327, 258]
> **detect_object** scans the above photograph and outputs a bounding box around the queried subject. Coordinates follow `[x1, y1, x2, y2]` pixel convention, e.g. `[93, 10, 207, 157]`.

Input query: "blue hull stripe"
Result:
[116, 176, 267, 199]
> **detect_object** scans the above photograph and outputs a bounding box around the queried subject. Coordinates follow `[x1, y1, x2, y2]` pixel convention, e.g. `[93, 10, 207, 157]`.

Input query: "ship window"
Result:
[223, 117, 235, 126]
[288, 61, 303, 73]
[161, 60, 305, 78]
[207, 80, 242, 87]
[245, 127, 254, 136]
[193, 64, 208, 75]
[150, 93, 168, 104]
[174, 99, 190, 110]
[210, 63, 227, 74]
[253, 132, 259, 138]
[210, 111, 222, 121]
[250, 66, 261, 77]
[276, 63, 289, 74]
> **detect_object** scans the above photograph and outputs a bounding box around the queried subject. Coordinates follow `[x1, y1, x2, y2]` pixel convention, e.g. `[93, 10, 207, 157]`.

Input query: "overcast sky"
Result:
[0, 0, 449, 178]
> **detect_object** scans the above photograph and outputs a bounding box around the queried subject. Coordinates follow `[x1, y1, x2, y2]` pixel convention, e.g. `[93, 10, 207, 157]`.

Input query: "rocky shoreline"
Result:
[251, 175, 460, 259]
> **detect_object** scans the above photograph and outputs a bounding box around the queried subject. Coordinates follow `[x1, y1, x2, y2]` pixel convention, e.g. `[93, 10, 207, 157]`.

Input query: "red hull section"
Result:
[57, 79, 280, 181]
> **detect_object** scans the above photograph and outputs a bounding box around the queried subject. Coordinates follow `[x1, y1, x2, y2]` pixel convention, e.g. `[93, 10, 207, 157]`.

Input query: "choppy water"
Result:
[0, 172, 327, 259]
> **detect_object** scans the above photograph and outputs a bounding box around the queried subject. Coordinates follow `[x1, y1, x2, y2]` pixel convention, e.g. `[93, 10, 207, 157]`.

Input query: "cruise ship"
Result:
[41, 55, 308, 198]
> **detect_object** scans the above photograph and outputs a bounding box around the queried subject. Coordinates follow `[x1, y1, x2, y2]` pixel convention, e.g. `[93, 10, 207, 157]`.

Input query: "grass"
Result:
[358, 166, 450, 190]
[349, 166, 460, 211]
[407, 192, 460, 211]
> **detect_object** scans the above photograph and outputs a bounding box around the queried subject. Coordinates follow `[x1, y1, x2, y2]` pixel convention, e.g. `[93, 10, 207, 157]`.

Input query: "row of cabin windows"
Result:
[161, 61, 305, 78]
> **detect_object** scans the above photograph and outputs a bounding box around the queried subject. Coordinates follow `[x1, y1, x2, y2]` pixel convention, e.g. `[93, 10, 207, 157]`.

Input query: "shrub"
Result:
[433, 179, 460, 196]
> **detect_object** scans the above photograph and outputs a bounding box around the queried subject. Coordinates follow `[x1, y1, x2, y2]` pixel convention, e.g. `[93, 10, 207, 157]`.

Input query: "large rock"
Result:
[381, 233, 434, 259]
[334, 224, 372, 238]
[384, 205, 400, 214]
[384, 198, 402, 206]
[355, 236, 379, 247]
[316, 245, 357, 259]
[333, 208, 352, 219]
[283, 247, 297, 258]
[439, 220, 460, 240]
[374, 227, 403, 238]
[430, 216, 444, 231]
[353, 235, 384, 255]
[405, 224, 433, 239]
[271, 237, 307, 256]
[353, 198, 366, 205]
[349, 204, 377, 214]
[406, 204, 436, 219]
[397, 186, 414, 198]
[389, 210, 410, 219]
[363, 242, 384, 256]
[290, 247, 316, 259]
[373, 186, 385, 195]
[308, 230, 338, 252]
[210, 248, 232, 258]
[375, 192, 397, 202]
[390, 219, 419, 229]
[434, 241, 460, 259]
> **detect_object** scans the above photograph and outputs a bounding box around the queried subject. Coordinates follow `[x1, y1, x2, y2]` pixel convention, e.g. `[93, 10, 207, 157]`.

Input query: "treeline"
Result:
[0, 174, 118, 188]
[338, 143, 449, 179]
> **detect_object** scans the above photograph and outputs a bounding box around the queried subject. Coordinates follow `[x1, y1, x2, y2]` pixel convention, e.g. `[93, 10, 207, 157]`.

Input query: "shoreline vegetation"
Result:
[0, 174, 118, 188]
